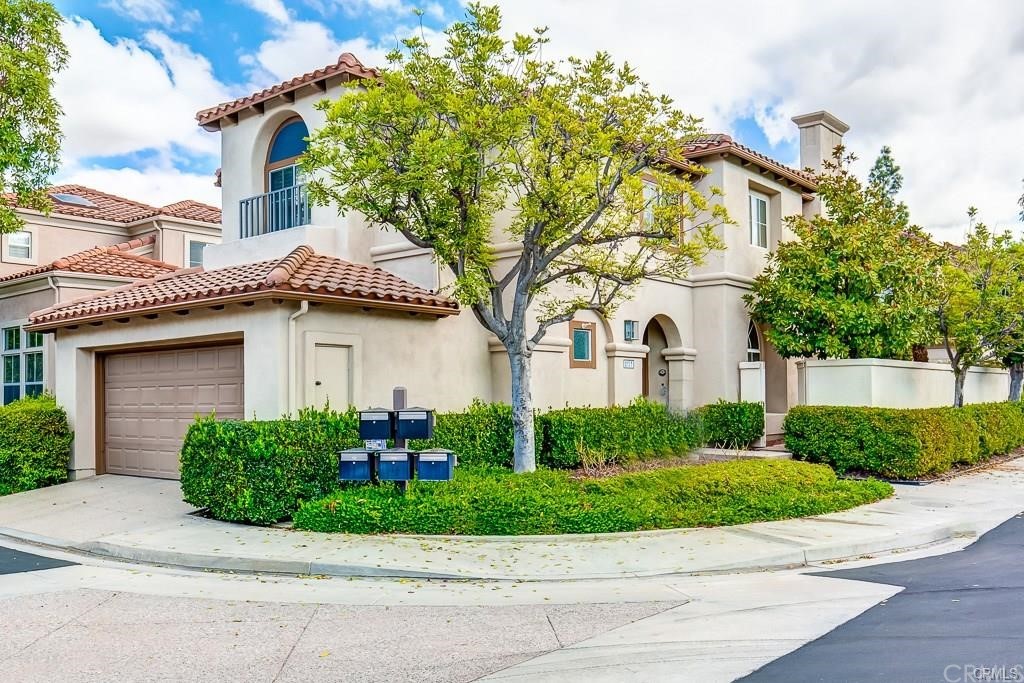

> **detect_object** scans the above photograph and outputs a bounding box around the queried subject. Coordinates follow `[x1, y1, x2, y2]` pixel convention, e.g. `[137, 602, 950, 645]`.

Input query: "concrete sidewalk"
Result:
[1, 460, 1023, 581]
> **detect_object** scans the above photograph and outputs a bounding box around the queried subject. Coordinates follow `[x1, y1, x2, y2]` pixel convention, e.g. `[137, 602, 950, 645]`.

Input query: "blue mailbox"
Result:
[416, 448, 457, 481]
[395, 408, 434, 440]
[376, 448, 414, 481]
[358, 409, 393, 441]
[338, 448, 374, 481]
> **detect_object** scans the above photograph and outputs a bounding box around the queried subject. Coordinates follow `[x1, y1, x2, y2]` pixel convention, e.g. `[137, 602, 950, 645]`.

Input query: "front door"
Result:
[312, 344, 351, 410]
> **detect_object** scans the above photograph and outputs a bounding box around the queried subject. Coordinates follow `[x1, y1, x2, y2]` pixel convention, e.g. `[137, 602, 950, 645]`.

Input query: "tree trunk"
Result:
[1010, 362, 1024, 401]
[953, 367, 967, 408]
[508, 348, 536, 472]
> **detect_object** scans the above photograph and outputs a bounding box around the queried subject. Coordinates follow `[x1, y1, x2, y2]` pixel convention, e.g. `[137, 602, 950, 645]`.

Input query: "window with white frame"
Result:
[642, 180, 658, 226]
[2, 326, 43, 405]
[8, 231, 32, 259]
[188, 240, 207, 268]
[749, 192, 769, 248]
[746, 321, 762, 362]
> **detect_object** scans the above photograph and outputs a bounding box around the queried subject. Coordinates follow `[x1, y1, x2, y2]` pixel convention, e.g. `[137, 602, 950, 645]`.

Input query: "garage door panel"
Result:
[104, 345, 243, 479]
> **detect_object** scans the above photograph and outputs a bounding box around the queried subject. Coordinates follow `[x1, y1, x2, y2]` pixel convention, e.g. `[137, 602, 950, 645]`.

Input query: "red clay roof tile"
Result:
[0, 234, 178, 284]
[682, 134, 817, 190]
[196, 52, 378, 129]
[3, 185, 222, 224]
[27, 244, 458, 330]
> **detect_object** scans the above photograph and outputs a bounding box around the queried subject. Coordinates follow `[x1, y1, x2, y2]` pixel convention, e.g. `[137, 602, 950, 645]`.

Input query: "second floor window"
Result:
[643, 180, 658, 226]
[8, 231, 32, 259]
[749, 192, 769, 248]
[188, 241, 207, 268]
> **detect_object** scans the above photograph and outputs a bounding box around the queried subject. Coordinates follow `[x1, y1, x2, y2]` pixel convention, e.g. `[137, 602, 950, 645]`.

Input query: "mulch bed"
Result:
[565, 454, 696, 480]
[840, 449, 1024, 486]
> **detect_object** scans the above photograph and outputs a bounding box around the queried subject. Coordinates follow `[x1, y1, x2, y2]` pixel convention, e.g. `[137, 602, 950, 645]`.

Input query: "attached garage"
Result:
[103, 344, 244, 479]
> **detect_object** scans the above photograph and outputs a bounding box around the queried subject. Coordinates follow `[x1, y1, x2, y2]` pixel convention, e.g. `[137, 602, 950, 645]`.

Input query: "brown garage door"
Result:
[104, 345, 244, 479]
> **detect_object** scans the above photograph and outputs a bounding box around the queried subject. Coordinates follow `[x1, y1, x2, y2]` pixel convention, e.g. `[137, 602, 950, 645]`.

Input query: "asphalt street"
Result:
[0, 546, 75, 575]
[743, 513, 1024, 683]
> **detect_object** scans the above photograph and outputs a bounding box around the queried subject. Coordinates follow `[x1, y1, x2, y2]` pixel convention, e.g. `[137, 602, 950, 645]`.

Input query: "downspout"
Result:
[45, 276, 58, 394]
[153, 219, 164, 262]
[287, 300, 310, 415]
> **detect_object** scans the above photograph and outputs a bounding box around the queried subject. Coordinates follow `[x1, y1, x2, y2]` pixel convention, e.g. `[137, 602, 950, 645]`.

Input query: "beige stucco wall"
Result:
[209, 81, 816, 422]
[797, 358, 1009, 408]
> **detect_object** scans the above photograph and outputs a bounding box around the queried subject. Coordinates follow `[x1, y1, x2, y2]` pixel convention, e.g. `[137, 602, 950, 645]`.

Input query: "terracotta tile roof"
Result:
[27, 245, 458, 330]
[197, 53, 378, 129]
[2, 184, 221, 225]
[681, 134, 817, 191]
[0, 234, 178, 284]
[158, 199, 221, 223]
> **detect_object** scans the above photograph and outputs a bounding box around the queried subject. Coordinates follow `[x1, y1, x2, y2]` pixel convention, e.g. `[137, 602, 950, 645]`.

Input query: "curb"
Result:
[0, 519, 982, 582]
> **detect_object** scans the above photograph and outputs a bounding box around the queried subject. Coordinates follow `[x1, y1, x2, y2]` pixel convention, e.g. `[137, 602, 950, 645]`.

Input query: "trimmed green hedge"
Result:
[0, 394, 73, 496]
[784, 402, 1024, 479]
[180, 399, 762, 524]
[180, 407, 362, 525]
[408, 399, 536, 469]
[697, 400, 765, 449]
[414, 399, 706, 470]
[292, 460, 893, 535]
[539, 400, 701, 468]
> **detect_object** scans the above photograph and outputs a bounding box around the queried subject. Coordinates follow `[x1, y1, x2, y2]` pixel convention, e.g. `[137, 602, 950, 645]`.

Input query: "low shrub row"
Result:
[292, 459, 892, 535]
[784, 402, 1024, 479]
[180, 407, 362, 525]
[695, 400, 765, 449]
[181, 399, 762, 524]
[415, 398, 759, 470]
[0, 394, 73, 496]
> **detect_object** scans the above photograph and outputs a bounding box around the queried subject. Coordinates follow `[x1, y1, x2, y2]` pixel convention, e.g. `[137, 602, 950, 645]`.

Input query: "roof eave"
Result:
[27, 289, 459, 332]
[684, 145, 817, 192]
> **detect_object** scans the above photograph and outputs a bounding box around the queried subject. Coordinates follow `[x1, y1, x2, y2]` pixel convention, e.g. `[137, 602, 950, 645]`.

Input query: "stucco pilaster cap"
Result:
[791, 110, 850, 135]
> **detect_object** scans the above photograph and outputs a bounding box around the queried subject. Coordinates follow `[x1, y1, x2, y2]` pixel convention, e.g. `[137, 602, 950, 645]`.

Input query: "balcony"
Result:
[239, 184, 311, 238]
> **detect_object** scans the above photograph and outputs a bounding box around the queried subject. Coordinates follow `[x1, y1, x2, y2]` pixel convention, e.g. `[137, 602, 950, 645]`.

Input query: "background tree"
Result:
[745, 147, 939, 360]
[935, 217, 1024, 407]
[0, 0, 67, 232]
[303, 4, 726, 472]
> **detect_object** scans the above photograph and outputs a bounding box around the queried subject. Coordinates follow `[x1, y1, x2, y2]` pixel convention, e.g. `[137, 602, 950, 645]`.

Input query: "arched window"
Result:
[265, 117, 309, 191]
[746, 321, 761, 362]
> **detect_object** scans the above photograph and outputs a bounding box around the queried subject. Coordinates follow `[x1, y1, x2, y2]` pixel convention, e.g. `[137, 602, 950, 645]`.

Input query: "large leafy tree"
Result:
[0, 0, 66, 233]
[304, 4, 725, 472]
[936, 215, 1024, 407]
[745, 147, 939, 360]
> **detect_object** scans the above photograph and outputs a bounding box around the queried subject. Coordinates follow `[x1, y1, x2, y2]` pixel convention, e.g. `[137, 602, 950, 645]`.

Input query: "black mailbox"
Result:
[358, 409, 394, 440]
[395, 408, 434, 440]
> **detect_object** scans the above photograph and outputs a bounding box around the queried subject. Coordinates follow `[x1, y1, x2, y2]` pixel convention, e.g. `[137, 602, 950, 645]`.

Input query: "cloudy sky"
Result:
[51, 0, 1024, 241]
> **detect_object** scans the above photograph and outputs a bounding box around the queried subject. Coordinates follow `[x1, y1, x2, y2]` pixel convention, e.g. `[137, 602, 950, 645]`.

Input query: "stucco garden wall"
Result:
[797, 358, 1009, 408]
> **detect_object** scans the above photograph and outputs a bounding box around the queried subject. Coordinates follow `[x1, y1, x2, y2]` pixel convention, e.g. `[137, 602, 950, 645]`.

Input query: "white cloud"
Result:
[489, 0, 1024, 242]
[237, 14, 445, 87]
[102, 0, 200, 30]
[52, 17, 229, 206]
[238, 0, 291, 24]
[55, 164, 220, 207]
[55, 18, 228, 166]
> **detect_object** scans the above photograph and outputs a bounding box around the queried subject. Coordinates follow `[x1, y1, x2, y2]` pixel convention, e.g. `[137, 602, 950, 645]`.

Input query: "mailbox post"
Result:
[339, 389, 457, 489]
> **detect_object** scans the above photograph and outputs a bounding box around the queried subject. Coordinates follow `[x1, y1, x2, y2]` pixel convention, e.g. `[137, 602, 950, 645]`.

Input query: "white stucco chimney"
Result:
[791, 110, 850, 175]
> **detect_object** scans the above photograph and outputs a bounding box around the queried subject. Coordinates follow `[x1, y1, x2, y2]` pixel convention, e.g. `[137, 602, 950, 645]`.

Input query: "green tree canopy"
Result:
[303, 4, 726, 471]
[937, 218, 1024, 406]
[745, 147, 939, 360]
[0, 0, 66, 233]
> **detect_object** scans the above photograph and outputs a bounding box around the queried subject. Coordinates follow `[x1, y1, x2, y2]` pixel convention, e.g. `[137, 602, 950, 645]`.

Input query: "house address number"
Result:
[623, 359, 635, 369]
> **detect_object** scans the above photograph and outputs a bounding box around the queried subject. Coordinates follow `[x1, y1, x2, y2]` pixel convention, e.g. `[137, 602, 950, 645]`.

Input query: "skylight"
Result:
[50, 192, 97, 208]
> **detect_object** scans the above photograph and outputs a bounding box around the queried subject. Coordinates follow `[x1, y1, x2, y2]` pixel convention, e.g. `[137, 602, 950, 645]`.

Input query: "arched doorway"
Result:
[642, 318, 671, 405]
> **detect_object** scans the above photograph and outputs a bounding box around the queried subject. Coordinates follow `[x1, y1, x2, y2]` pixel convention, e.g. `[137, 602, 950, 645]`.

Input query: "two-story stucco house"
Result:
[0, 185, 221, 405]
[28, 52, 848, 481]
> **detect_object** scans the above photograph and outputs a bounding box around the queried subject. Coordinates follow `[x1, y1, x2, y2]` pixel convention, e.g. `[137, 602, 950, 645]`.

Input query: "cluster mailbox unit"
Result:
[338, 408, 456, 484]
